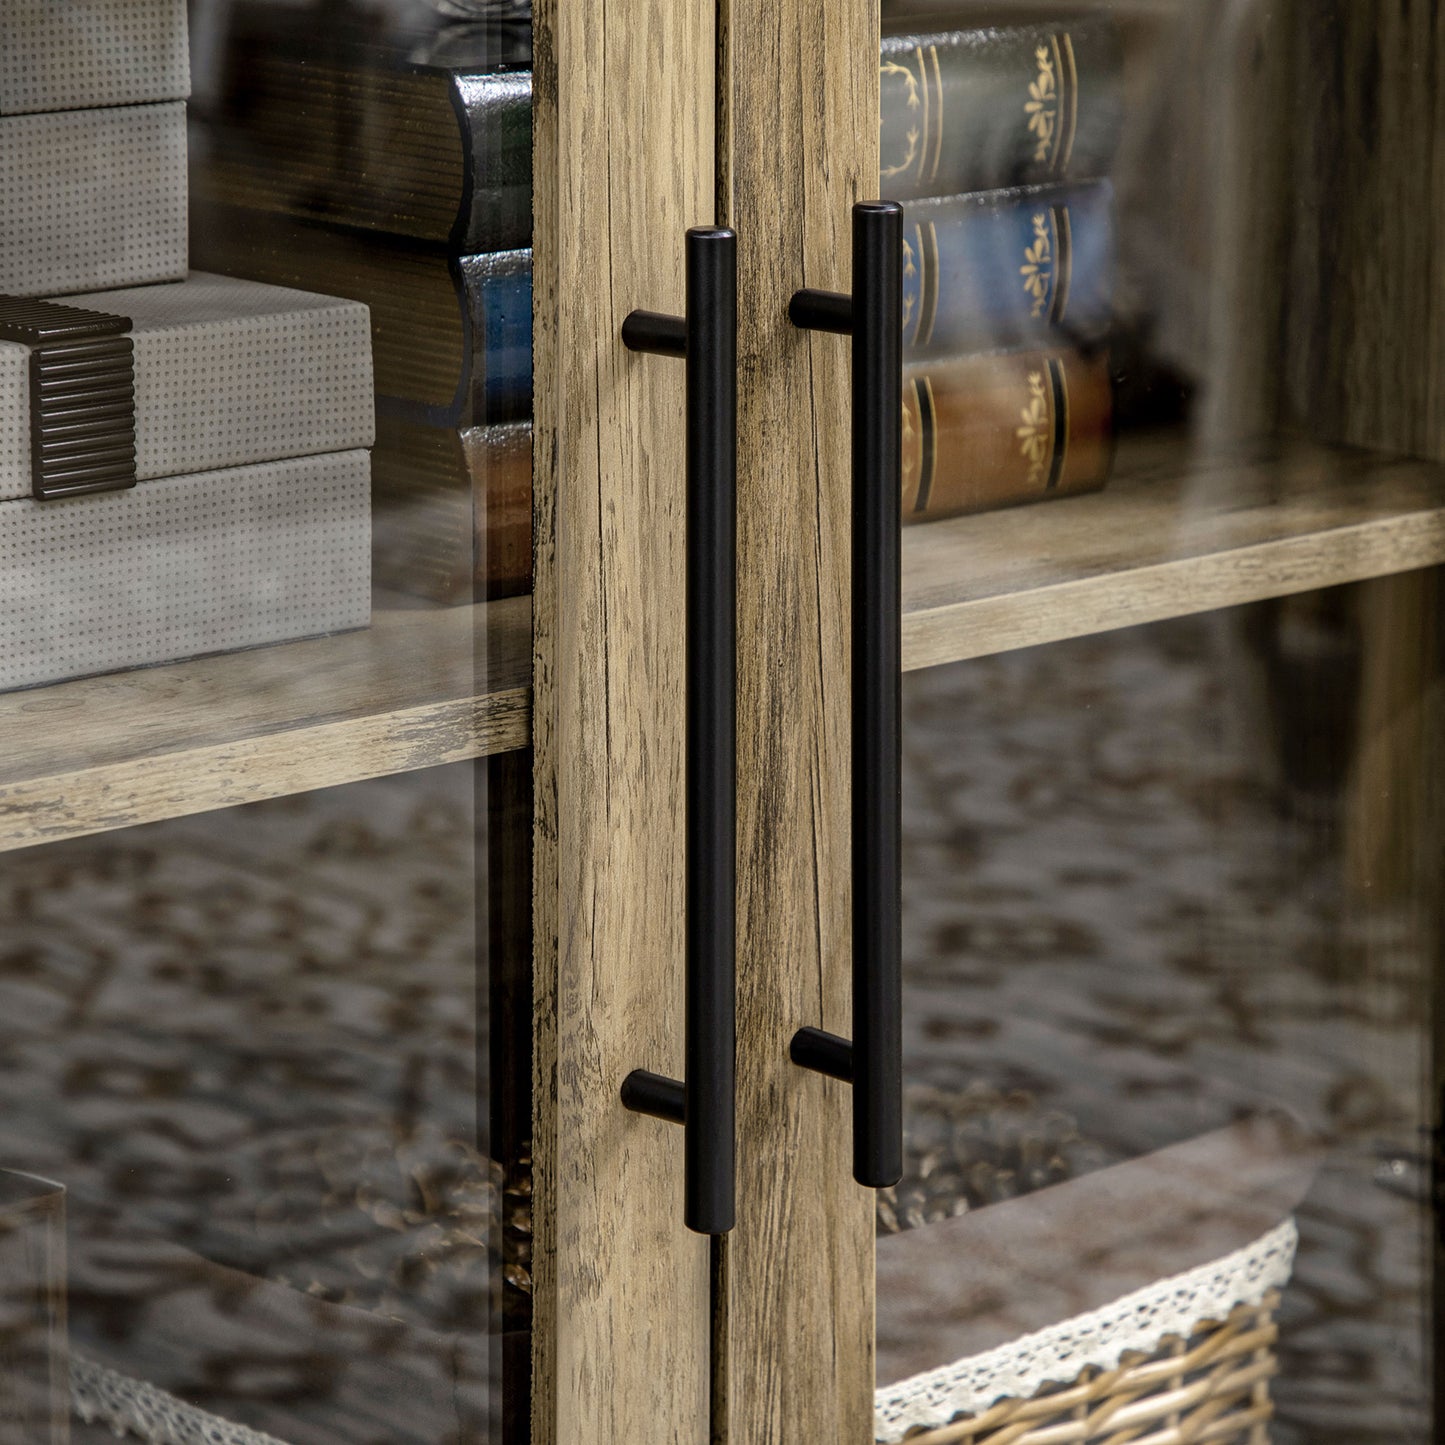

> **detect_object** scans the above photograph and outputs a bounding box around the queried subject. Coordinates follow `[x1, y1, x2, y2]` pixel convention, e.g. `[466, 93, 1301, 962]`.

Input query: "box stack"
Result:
[0, 0, 373, 693]
[879, 7, 1123, 522]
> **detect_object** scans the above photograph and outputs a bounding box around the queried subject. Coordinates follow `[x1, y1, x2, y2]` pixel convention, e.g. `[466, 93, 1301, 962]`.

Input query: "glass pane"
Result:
[877, 2, 1444, 1442]
[0, 1, 532, 1441]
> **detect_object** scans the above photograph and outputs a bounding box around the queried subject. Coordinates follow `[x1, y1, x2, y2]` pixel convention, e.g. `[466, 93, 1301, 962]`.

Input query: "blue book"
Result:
[902, 181, 1115, 357]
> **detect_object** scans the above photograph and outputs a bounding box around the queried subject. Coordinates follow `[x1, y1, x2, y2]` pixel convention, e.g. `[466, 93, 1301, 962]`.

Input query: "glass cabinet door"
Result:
[870, 2, 1445, 1442]
[0, 2, 534, 1441]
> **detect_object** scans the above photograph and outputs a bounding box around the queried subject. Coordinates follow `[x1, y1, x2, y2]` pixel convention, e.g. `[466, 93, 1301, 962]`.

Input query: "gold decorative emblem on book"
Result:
[902, 231, 917, 335]
[880, 57, 922, 181]
[1017, 370, 1052, 486]
[881, 47, 944, 184]
[1025, 35, 1079, 172]
[902, 381, 918, 487]
[902, 223, 939, 351]
[904, 374, 938, 513]
[1021, 212, 1054, 319]
[1025, 46, 1059, 164]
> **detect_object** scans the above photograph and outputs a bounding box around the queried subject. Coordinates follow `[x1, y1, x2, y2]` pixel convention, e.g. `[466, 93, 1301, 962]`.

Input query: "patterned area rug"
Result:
[0, 765, 507, 1443]
[895, 603, 1435, 1442]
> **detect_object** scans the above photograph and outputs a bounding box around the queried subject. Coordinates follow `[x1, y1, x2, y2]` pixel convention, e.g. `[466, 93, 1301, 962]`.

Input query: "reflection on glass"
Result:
[0, 765, 529, 1445]
[878, 0, 1444, 1440]
[882, 567, 1440, 1443]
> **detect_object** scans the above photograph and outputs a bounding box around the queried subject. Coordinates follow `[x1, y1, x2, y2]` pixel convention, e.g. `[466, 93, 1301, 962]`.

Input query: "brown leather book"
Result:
[372, 416, 531, 605]
[902, 346, 1113, 521]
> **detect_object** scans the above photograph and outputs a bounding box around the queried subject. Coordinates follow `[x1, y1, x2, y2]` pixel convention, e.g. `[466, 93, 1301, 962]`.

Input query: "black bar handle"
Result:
[788, 201, 904, 1190]
[619, 227, 738, 1236]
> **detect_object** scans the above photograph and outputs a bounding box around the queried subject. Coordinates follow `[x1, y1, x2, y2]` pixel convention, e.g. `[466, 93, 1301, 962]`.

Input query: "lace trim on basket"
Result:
[874, 1214, 1298, 1442]
[72, 1353, 293, 1445]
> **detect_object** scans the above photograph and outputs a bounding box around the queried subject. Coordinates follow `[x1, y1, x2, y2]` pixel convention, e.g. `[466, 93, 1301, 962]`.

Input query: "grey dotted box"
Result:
[0, 345, 25, 502]
[0, 103, 187, 298]
[0, 0, 190, 116]
[0, 451, 371, 693]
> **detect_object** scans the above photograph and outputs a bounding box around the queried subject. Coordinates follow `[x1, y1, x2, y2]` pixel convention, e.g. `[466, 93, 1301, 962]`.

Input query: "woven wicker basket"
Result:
[893, 1290, 1281, 1445]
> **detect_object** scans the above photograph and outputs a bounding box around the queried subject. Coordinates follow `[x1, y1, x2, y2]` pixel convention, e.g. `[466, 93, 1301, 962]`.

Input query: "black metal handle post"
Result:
[788, 202, 904, 1190]
[619, 227, 737, 1236]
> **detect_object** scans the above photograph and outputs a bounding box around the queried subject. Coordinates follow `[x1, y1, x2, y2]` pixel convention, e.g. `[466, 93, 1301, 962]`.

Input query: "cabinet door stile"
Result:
[717, 0, 880, 1439]
[531, 2, 716, 1440]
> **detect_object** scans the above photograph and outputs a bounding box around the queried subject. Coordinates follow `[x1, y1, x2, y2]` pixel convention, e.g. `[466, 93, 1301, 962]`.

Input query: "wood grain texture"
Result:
[718, 0, 878, 1440]
[0, 594, 529, 853]
[530, 0, 714, 1441]
[1286, 0, 1445, 461]
[903, 439, 1445, 673]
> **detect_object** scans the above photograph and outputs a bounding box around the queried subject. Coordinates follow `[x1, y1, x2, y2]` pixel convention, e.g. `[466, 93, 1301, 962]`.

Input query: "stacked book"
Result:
[882, 10, 1122, 522]
[0, 0, 373, 693]
[191, 5, 533, 606]
[188, 4, 1127, 597]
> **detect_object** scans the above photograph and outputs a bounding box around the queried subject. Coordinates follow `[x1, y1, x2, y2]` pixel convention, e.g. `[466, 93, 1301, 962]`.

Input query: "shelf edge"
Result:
[903, 510, 1445, 671]
[0, 686, 531, 855]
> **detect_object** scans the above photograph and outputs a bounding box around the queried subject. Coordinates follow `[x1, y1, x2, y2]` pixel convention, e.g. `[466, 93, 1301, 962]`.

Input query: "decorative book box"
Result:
[0, 104, 188, 299]
[0, 0, 372, 695]
[1, 0, 190, 300]
[0, 277, 373, 693]
[1, 0, 190, 117]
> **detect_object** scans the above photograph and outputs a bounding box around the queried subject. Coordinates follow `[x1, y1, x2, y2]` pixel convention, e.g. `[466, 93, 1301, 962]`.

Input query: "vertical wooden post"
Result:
[717, 0, 880, 1438]
[531, 1, 716, 1439]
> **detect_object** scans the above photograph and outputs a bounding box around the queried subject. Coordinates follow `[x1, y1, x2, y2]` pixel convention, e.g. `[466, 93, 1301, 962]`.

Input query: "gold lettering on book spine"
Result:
[916, 220, 939, 349]
[1025, 35, 1076, 172]
[1025, 44, 1058, 165]
[1051, 357, 1071, 490]
[1021, 212, 1054, 319]
[1050, 205, 1072, 325]
[1017, 370, 1053, 487]
[920, 374, 938, 505]
[881, 46, 942, 186]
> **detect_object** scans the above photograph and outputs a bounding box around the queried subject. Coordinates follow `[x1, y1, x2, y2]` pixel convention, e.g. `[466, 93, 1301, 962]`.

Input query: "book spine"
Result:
[464, 423, 533, 600]
[456, 72, 534, 252]
[902, 182, 1114, 357]
[901, 347, 1112, 521]
[881, 20, 1122, 198]
[460, 252, 534, 425]
[188, 197, 529, 426]
[206, 41, 531, 251]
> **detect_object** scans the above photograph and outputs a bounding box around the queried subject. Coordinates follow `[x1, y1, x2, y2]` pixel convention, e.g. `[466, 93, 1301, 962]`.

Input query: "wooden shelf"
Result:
[7, 437, 1442, 851]
[903, 436, 1445, 672]
[0, 592, 530, 854]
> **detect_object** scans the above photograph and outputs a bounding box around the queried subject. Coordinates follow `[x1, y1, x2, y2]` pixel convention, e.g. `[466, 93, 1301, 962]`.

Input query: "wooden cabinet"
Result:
[537, 2, 1445, 1442]
[3, 3, 1444, 1443]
